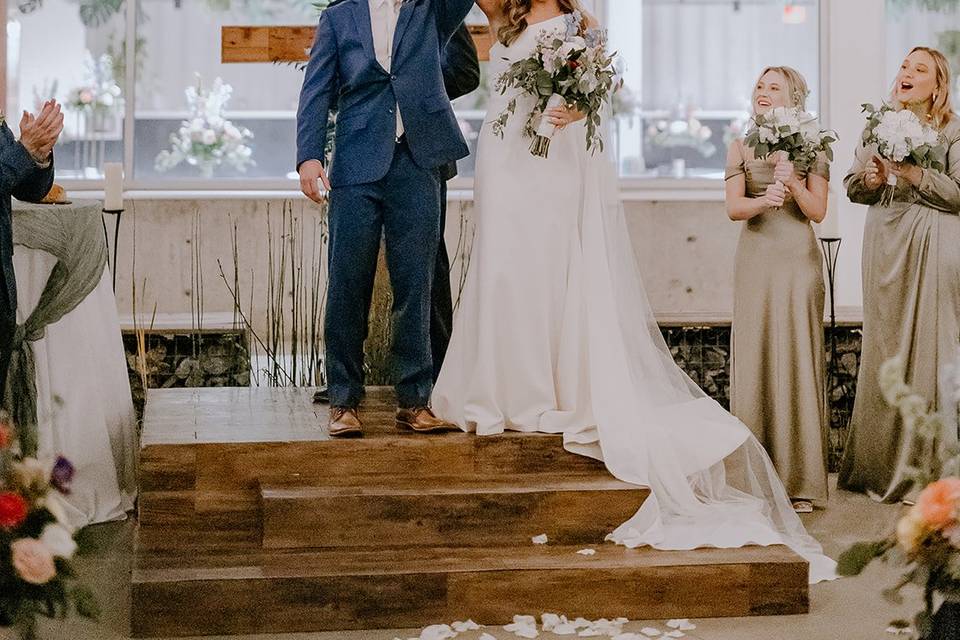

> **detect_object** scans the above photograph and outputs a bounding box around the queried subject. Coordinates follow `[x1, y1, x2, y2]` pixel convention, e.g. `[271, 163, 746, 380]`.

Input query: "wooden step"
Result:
[131, 543, 808, 637]
[137, 387, 606, 553]
[259, 475, 650, 549]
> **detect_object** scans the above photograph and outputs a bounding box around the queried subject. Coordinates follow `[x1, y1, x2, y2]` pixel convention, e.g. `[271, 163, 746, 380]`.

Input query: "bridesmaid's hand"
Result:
[890, 161, 924, 187]
[761, 181, 786, 208]
[773, 158, 802, 191]
[863, 155, 889, 190]
[546, 104, 586, 129]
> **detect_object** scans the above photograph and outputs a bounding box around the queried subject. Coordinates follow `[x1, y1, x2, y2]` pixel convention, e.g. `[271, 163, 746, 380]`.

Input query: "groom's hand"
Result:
[299, 159, 330, 204]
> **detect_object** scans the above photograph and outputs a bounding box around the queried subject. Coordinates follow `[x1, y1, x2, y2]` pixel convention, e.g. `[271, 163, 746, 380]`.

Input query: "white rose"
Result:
[202, 130, 217, 145]
[43, 493, 72, 529]
[568, 35, 587, 50]
[40, 523, 77, 559]
[669, 120, 689, 135]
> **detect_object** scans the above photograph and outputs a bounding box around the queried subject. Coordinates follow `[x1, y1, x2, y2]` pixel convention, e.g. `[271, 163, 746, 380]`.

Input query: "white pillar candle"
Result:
[103, 162, 124, 211]
[818, 190, 841, 239]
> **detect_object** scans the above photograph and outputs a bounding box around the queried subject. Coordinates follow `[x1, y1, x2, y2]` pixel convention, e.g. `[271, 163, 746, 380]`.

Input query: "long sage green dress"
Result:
[726, 140, 830, 506]
[839, 119, 960, 502]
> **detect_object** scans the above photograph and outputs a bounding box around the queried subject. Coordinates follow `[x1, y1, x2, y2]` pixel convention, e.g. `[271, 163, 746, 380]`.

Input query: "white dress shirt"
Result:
[369, 0, 404, 138]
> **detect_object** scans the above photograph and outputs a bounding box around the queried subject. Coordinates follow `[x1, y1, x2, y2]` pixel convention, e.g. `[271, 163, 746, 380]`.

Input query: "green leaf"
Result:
[72, 586, 100, 621]
[837, 541, 888, 576]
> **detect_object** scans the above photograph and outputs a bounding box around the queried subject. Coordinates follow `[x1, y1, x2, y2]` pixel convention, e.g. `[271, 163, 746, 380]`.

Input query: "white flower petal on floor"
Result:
[505, 615, 540, 638]
[542, 613, 563, 630]
[531, 534, 549, 544]
[666, 620, 696, 631]
[640, 628, 663, 637]
[553, 622, 578, 635]
[452, 620, 481, 632]
[885, 626, 913, 636]
[576, 630, 602, 637]
[664, 632, 685, 638]
[479, 634, 499, 640]
[576, 548, 597, 556]
[418, 624, 457, 640]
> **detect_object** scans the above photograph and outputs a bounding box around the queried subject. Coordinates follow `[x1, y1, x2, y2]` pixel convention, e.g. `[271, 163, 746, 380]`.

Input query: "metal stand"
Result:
[820, 237, 842, 414]
[102, 208, 124, 292]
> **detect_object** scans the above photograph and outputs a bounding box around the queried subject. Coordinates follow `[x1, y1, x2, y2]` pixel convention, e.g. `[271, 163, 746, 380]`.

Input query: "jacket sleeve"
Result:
[0, 124, 46, 199]
[442, 22, 481, 101]
[11, 157, 54, 203]
[296, 12, 339, 170]
[844, 130, 883, 207]
[436, 0, 476, 45]
[915, 131, 960, 214]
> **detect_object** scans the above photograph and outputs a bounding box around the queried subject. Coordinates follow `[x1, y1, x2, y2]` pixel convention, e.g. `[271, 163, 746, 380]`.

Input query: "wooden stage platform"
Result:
[132, 387, 809, 637]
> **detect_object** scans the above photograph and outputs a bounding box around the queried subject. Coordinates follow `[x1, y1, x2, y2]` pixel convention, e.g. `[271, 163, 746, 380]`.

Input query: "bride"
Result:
[432, 0, 836, 582]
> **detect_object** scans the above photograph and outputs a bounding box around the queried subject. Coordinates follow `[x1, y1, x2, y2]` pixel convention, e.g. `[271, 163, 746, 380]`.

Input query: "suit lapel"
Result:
[391, 0, 424, 61]
[350, 0, 381, 70]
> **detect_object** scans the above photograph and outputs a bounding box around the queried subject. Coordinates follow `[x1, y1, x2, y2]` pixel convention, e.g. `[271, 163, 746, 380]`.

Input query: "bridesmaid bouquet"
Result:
[861, 103, 947, 206]
[491, 11, 622, 158]
[0, 415, 98, 640]
[744, 106, 837, 175]
[838, 355, 960, 639]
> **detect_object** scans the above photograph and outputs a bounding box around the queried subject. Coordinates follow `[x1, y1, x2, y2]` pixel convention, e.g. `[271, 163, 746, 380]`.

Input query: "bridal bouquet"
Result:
[491, 11, 622, 158]
[0, 415, 98, 640]
[155, 75, 254, 178]
[839, 354, 960, 639]
[744, 106, 837, 175]
[861, 103, 947, 206]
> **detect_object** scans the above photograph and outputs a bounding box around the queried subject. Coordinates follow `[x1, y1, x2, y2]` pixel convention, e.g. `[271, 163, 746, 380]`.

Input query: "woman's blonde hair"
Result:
[751, 66, 810, 113]
[498, 0, 584, 47]
[892, 46, 954, 130]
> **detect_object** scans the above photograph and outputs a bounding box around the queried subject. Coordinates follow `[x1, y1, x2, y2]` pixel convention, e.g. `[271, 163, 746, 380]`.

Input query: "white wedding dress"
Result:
[432, 14, 836, 583]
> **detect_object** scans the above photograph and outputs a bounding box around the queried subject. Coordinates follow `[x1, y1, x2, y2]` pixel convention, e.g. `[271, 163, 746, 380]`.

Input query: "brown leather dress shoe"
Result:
[328, 407, 362, 438]
[395, 406, 457, 433]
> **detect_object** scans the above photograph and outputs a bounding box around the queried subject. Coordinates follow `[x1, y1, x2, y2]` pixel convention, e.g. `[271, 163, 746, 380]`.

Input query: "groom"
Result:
[297, 0, 475, 437]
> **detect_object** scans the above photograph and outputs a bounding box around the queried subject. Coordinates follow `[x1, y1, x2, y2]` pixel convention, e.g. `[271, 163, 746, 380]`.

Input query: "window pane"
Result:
[135, 0, 317, 181]
[886, 0, 960, 109]
[7, 0, 125, 180]
[608, 0, 820, 179]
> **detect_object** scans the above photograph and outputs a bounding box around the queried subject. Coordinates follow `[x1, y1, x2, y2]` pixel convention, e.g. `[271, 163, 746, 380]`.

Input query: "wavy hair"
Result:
[892, 46, 954, 130]
[497, 0, 584, 47]
[751, 66, 810, 113]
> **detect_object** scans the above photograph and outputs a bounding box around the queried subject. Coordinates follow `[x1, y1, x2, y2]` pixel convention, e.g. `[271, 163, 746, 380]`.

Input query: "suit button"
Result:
[390, 75, 397, 80]
[389, 108, 394, 114]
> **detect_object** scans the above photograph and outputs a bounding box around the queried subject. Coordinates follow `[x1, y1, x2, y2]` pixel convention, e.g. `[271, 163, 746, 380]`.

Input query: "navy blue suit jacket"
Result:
[0, 125, 55, 313]
[296, 0, 475, 188]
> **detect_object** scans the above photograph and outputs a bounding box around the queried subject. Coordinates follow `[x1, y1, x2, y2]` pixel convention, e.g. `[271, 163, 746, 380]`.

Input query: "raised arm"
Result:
[437, 0, 477, 44]
[913, 130, 960, 214]
[442, 23, 481, 101]
[296, 12, 339, 171]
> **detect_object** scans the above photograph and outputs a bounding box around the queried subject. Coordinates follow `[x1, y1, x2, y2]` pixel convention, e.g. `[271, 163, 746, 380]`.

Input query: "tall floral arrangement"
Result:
[0, 414, 98, 640]
[65, 52, 123, 121]
[155, 75, 254, 178]
[839, 352, 960, 639]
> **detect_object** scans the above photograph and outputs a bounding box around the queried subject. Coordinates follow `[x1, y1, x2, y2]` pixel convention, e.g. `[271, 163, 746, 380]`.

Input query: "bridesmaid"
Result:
[725, 66, 830, 512]
[839, 47, 960, 502]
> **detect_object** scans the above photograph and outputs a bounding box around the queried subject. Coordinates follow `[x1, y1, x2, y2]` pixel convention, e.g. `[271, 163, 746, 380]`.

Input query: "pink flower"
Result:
[0, 492, 29, 529]
[11, 538, 57, 585]
[916, 478, 960, 530]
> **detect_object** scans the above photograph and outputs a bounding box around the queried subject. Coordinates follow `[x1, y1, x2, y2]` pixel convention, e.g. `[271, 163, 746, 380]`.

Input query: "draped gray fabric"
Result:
[5, 200, 107, 455]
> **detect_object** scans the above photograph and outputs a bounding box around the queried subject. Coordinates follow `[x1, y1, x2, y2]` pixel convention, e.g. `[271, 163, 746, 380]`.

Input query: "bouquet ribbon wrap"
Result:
[536, 94, 567, 140]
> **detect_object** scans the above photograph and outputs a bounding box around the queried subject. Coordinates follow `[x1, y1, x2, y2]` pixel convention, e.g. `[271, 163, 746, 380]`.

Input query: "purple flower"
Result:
[50, 457, 75, 494]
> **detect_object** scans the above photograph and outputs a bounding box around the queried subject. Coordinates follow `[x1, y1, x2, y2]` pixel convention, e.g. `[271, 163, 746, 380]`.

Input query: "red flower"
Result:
[568, 60, 580, 70]
[0, 492, 29, 529]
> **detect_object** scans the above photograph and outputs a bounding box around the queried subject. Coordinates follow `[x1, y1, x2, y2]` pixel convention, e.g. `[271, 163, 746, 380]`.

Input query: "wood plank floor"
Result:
[132, 387, 809, 637]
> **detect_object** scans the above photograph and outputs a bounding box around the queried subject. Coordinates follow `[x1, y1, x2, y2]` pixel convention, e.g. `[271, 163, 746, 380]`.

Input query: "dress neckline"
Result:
[490, 13, 570, 54]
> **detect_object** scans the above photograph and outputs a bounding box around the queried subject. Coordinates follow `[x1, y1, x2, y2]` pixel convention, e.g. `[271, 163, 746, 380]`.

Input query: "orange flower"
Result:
[0, 420, 11, 449]
[10, 538, 57, 585]
[916, 477, 960, 530]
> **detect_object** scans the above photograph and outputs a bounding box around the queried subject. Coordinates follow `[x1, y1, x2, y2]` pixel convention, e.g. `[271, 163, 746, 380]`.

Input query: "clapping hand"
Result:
[863, 155, 889, 191]
[19, 100, 64, 162]
[761, 181, 786, 209]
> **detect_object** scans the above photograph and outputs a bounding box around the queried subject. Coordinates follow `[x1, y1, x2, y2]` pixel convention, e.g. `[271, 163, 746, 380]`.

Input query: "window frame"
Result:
[37, 0, 827, 196]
